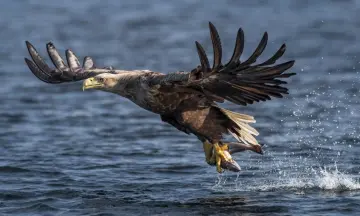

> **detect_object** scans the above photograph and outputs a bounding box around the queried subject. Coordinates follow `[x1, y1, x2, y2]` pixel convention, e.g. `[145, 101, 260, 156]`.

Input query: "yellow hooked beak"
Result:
[82, 77, 104, 91]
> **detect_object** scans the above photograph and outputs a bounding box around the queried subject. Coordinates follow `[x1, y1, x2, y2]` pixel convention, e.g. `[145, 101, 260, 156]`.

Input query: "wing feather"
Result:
[225, 28, 244, 69]
[258, 44, 286, 66]
[26, 41, 53, 74]
[25, 23, 295, 107]
[237, 32, 268, 68]
[209, 22, 222, 70]
[25, 58, 61, 83]
[65, 49, 81, 72]
[46, 42, 67, 71]
[24, 41, 120, 84]
[186, 23, 295, 106]
[195, 41, 210, 74]
[83, 56, 95, 69]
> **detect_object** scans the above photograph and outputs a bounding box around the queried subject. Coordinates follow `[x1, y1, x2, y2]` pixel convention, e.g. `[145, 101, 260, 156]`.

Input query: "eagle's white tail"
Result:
[219, 108, 260, 146]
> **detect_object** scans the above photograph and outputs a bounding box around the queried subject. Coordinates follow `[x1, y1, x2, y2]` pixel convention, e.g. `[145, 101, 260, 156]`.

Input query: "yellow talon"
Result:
[214, 142, 233, 173]
[203, 141, 241, 173]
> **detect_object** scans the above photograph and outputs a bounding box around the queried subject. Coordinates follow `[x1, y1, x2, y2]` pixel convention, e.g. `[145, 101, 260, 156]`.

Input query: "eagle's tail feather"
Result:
[218, 107, 260, 147]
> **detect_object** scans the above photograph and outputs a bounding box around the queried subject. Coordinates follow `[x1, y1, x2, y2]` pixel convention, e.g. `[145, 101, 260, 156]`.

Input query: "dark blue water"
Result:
[2, 0, 360, 215]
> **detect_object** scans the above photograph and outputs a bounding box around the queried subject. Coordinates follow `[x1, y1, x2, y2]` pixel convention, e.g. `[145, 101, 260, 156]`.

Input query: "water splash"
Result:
[315, 166, 360, 191]
[256, 166, 360, 192]
[212, 173, 228, 190]
[213, 165, 360, 193]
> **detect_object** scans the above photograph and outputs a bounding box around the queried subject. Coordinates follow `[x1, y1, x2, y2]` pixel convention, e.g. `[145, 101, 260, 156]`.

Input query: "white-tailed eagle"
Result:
[25, 22, 295, 173]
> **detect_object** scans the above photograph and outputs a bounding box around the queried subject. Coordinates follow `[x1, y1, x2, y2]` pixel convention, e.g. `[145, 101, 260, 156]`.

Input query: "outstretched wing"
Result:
[151, 22, 295, 106]
[187, 22, 295, 106]
[25, 22, 295, 107]
[24, 41, 116, 84]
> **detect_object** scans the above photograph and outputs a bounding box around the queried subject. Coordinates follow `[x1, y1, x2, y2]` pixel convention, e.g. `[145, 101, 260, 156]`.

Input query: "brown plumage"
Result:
[24, 22, 296, 172]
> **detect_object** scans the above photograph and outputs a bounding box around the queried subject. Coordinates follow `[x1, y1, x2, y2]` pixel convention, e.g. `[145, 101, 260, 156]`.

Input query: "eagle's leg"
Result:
[202, 141, 216, 165]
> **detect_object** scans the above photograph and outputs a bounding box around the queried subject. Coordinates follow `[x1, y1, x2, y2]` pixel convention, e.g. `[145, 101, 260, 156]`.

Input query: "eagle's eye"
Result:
[98, 77, 105, 82]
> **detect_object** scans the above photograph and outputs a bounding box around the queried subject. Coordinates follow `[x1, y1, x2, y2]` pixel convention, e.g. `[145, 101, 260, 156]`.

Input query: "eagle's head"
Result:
[82, 73, 120, 92]
[82, 71, 143, 97]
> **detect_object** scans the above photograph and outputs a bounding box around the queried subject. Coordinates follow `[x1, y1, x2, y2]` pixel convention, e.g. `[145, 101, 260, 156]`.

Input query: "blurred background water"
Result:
[1, 0, 360, 215]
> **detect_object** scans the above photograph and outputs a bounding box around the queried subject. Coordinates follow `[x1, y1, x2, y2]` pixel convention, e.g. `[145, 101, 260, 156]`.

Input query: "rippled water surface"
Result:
[2, 0, 360, 215]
